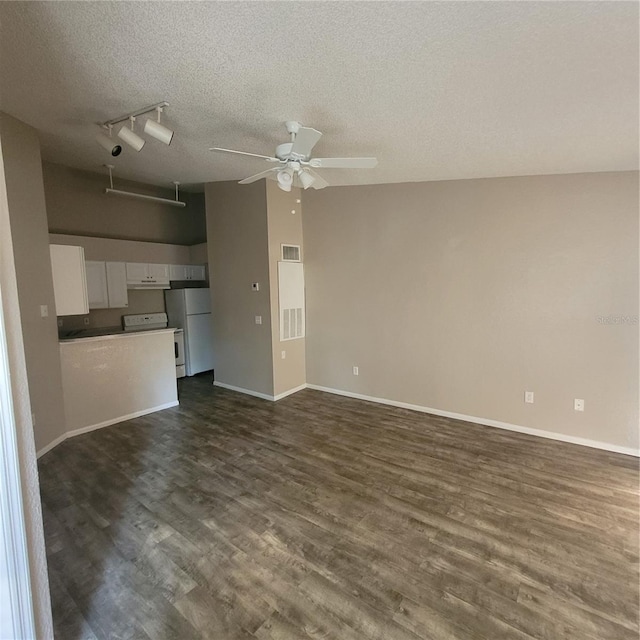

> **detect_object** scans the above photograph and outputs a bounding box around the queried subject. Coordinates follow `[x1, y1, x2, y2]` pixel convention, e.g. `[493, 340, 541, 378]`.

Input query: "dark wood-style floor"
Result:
[39, 375, 639, 640]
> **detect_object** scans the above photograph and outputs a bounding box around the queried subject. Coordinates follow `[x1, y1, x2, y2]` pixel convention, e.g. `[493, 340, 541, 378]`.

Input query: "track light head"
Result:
[277, 168, 293, 192]
[144, 107, 174, 145]
[96, 133, 122, 157]
[117, 117, 145, 152]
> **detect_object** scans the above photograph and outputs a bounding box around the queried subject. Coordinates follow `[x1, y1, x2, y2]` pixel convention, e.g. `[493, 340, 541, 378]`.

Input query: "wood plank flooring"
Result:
[38, 375, 639, 639]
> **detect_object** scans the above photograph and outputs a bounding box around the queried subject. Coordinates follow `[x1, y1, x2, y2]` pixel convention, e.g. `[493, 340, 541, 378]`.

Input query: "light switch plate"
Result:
[525, 391, 534, 404]
[353, 366, 359, 376]
[252, 283, 260, 291]
[255, 315, 262, 325]
[40, 305, 48, 318]
[574, 398, 584, 412]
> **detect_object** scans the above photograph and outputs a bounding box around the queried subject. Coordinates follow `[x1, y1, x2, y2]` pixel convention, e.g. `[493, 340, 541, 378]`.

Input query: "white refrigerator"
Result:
[164, 288, 214, 376]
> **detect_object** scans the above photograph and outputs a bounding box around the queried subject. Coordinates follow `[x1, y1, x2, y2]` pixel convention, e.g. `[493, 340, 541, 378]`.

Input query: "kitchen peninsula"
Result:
[58, 328, 177, 443]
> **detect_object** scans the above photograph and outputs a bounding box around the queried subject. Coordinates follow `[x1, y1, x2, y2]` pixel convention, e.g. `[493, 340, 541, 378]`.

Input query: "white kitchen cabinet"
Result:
[86, 261, 129, 309]
[126, 262, 170, 287]
[169, 264, 188, 281]
[189, 265, 206, 281]
[169, 264, 206, 281]
[50, 244, 89, 316]
[85, 261, 109, 309]
[105, 262, 128, 308]
[148, 263, 170, 281]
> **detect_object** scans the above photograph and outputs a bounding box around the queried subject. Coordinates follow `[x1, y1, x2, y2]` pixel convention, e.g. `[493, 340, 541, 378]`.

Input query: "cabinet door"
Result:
[148, 263, 169, 283]
[126, 262, 149, 283]
[85, 261, 109, 309]
[169, 264, 188, 281]
[50, 245, 89, 315]
[189, 265, 206, 281]
[106, 262, 128, 308]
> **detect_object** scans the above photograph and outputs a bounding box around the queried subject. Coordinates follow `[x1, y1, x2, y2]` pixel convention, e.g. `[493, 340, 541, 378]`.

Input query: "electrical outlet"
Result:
[83, 317, 90, 325]
[352, 366, 359, 376]
[40, 305, 48, 318]
[525, 391, 534, 404]
[574, 399, 584, 412]
[255, 315, 262, 325]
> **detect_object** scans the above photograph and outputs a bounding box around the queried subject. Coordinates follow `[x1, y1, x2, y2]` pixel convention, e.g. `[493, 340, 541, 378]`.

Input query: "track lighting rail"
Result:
[102, 102, 169, 127]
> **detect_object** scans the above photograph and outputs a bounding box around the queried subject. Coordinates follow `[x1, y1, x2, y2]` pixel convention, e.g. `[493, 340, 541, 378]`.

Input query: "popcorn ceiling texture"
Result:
[0, 1, 637, 190]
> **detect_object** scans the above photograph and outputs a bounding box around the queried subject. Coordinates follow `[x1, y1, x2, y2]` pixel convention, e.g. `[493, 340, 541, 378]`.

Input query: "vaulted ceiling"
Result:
[0, 2, 637, 191]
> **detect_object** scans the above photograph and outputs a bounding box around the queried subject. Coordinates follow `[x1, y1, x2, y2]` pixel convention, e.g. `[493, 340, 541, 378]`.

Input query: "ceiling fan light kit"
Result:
[97, 101, 173, 155]
[210, 121, 378, 191]
[102, 164, 186, 208]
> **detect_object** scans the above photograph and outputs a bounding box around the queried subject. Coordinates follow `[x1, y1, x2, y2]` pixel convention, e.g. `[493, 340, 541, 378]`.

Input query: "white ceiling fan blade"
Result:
[290, 127, 322, 158]
[305, 168, 329, 190]
[210, 147, 278, 161]
[238, 168, 279, 184]
[309, 157, 378, 169]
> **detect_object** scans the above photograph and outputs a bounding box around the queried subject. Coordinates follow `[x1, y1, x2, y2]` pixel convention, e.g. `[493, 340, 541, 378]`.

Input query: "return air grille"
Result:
[281, 244, 301, 262]
[282, 308, 304, 340]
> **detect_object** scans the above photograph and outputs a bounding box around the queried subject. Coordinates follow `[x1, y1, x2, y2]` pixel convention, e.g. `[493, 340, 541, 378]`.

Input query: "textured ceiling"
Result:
[0, 2, 637, 191]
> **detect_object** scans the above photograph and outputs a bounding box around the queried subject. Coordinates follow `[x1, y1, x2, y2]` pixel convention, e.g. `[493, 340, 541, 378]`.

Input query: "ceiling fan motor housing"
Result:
[277, 142, 304, 161]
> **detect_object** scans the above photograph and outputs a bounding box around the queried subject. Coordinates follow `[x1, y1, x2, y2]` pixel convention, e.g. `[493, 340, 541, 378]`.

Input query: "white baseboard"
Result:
[213, 381, 276, 401]
[213, 381, 308, 402]
[306, 384, 640, 457]
[274, 384, 308, 401]
[36, 401, 179, 458]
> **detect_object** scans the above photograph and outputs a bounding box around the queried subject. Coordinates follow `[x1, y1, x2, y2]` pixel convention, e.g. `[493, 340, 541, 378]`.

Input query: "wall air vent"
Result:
[282, 308, 304, 340]
[281, 244, 301, 262]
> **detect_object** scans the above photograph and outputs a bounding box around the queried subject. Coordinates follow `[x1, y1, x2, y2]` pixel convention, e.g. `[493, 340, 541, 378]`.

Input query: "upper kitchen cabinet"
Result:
[50, 244, 89, 315]
[169, 264, 206, 281]
[106, 262, 128, 308]
[86, 261, 129, 309]
[126, 262, 170, 288]
[85, 261, 109, 309]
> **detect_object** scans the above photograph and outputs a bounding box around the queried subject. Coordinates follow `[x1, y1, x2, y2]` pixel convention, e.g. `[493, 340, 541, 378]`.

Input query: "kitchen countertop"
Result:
[59, 327, 176, 344]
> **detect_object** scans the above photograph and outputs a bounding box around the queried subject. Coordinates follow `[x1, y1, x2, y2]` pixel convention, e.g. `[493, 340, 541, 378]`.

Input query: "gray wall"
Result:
[0, 113, 66, 453]
[303, 172, 639, 450]
[0, 112, 54, 640]
[206, 181, 274, 396]
[43, 162, 206, 245]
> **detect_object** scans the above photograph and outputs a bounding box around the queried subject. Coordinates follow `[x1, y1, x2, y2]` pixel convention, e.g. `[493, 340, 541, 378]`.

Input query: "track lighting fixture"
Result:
[276, 168, 294, 192]
[99, 102, 173, 154]
[144, 106, 174, 145]
[95, 125, 122, 156]
[117, 116, 145, 152]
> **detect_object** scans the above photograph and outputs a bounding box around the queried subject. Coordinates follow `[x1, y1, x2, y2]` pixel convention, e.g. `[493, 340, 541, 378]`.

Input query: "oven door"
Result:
[174, 330, 186, 378]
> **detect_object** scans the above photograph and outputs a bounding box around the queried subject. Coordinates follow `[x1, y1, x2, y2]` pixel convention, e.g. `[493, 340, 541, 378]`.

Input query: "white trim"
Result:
[274, 383, 308, 401]
[36, 401, 179, 458]
[306, 384, 640, 457]
[0, 301, 37, 640]
[213, 381, 309, 402]
[213, 381, 275, 401]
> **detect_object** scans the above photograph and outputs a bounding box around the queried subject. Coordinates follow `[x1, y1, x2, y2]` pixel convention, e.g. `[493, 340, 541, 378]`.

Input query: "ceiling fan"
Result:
[210, 121, 378, 191]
